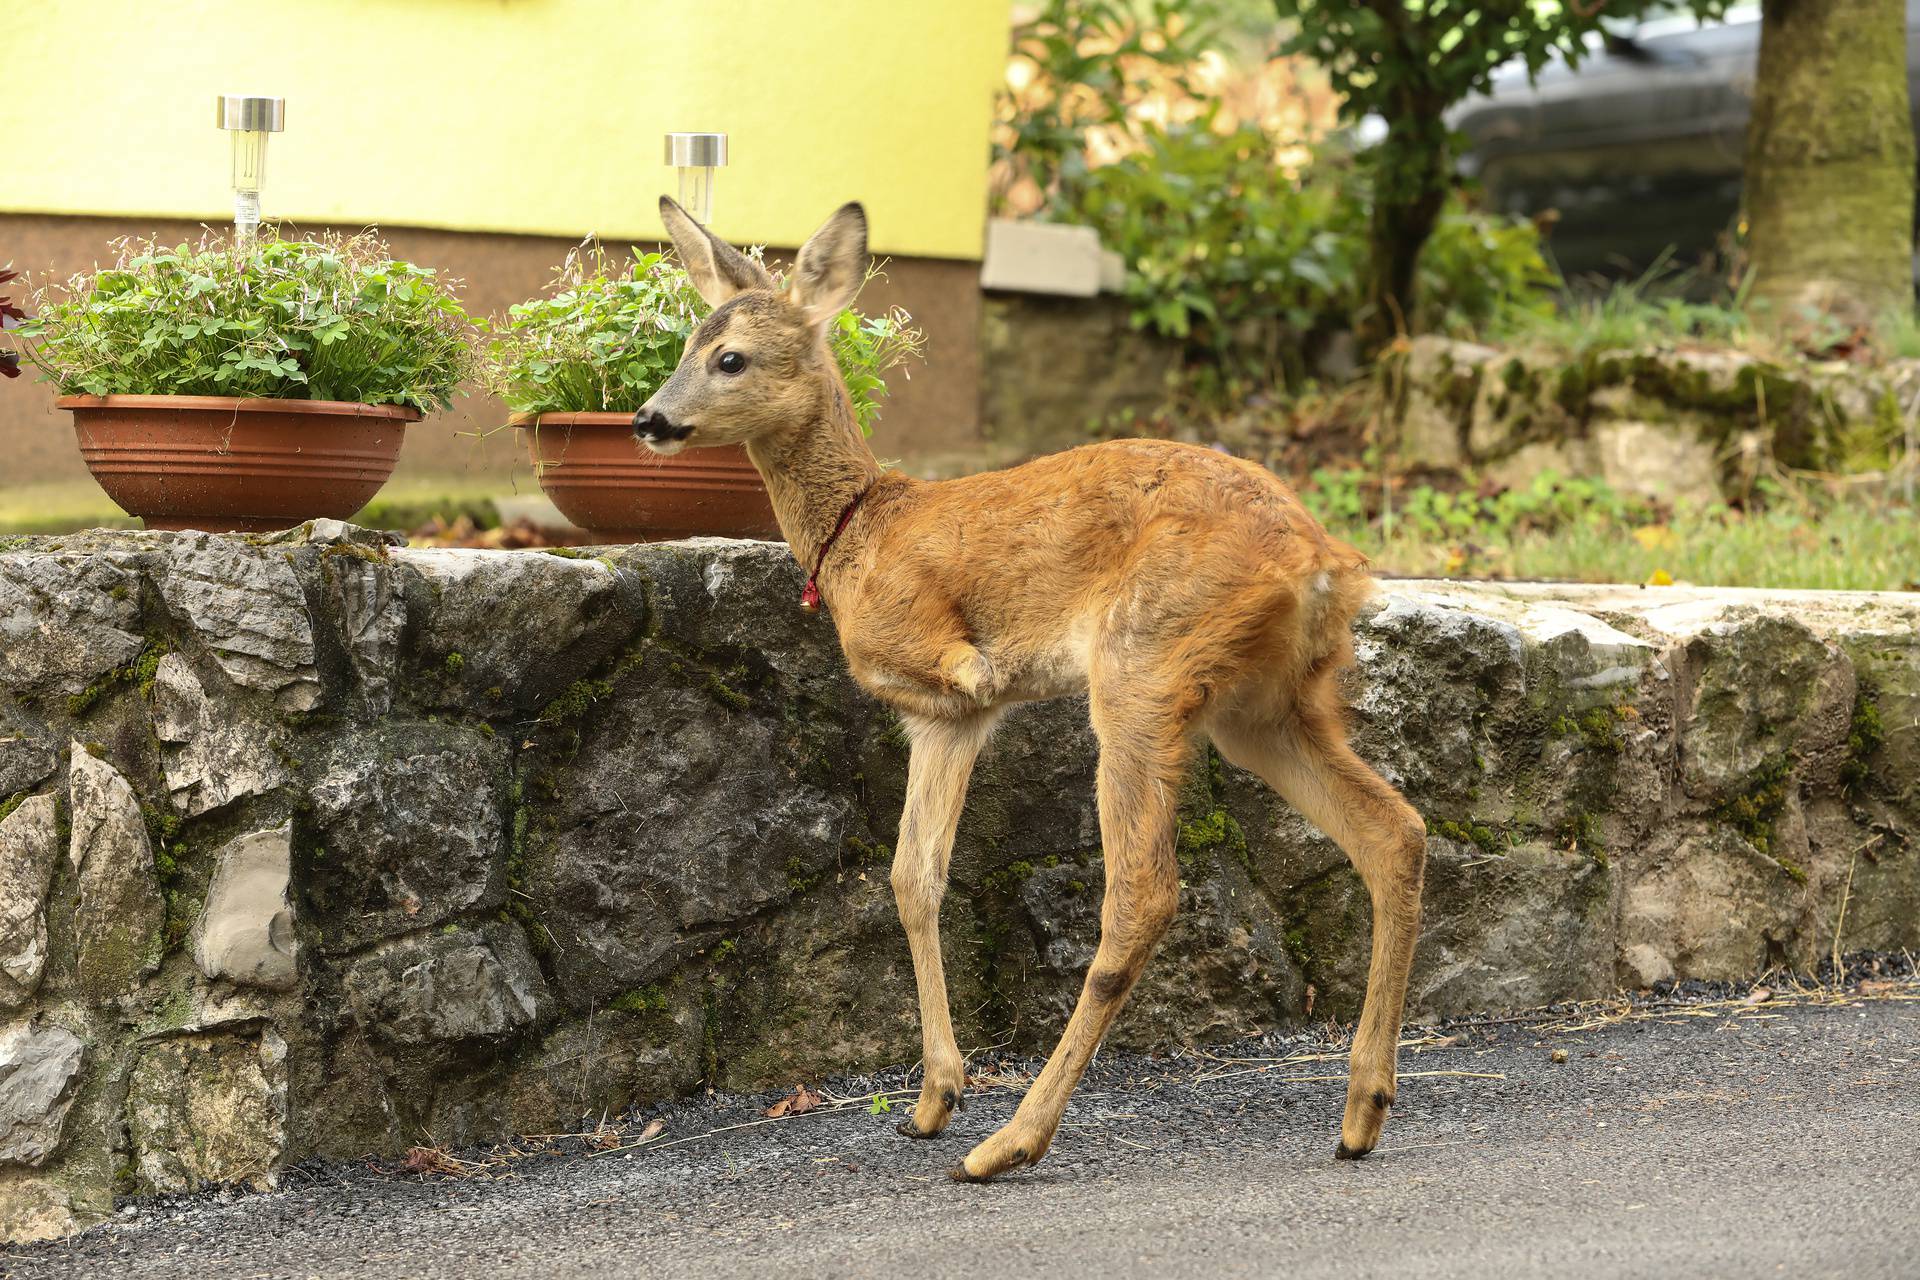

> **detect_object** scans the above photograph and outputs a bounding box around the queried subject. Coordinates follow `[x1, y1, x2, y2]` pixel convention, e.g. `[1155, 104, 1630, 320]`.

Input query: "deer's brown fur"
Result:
[642, 197, 1427, 1181]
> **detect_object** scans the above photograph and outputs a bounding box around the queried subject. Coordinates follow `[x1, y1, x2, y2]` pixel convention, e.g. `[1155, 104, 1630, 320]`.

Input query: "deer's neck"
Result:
[747, 378, 885, 581]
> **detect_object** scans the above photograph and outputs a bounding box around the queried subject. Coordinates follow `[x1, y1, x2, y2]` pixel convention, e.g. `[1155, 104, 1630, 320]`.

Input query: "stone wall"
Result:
[1387, 336, 1920, 501]
[979, 293, 1179, 459]
[1, 526, 1916, 1241]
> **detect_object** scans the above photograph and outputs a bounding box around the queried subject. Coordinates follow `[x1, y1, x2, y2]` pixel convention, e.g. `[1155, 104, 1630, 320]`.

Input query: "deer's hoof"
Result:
[949, 1148, 1028, 1184]
[953, 1122, 1049, 1182]
[898, 1078, 966, 1141]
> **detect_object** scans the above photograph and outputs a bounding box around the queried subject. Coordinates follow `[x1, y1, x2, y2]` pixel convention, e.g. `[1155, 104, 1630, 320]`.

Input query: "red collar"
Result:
[799, 486, 871, 611]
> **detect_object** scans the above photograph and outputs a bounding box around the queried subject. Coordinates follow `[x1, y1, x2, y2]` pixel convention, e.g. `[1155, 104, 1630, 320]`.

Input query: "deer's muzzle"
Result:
[632, 407, 693, 446]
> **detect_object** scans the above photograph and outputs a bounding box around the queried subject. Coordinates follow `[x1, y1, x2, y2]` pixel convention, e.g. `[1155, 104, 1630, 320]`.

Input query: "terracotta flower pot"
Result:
[522, 412, 780, 542]
[59, 395, 419, 533]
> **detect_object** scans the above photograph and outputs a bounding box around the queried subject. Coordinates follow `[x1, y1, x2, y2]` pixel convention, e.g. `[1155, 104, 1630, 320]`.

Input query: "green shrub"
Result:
[489, 246, 925, 435]
[991, 0, 1226, 213]
[1057, 123, 1554, 391]
[1061, 125, 1356, 364]
[989, 0, 1556, 387]
[1415, 197, 1559, 338]
[14, 232, 476, 411]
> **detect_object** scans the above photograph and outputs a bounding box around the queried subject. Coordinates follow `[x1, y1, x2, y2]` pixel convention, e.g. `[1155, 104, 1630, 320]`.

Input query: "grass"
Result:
[0, 482, 139, 534]
[1483, 257, 1920, 369]
[0, 477, 519, 536]
[1302, 471, 1920, 591]
[1485, 259, 1762, 362]
[1474, 247, 1920, 370]
[350, 479, 511, 535]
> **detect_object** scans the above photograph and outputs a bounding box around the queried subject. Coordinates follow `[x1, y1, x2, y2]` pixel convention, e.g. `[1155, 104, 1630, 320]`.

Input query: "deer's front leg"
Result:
[955, 681, 1191, 1181]
[890, 710, 998, 1139]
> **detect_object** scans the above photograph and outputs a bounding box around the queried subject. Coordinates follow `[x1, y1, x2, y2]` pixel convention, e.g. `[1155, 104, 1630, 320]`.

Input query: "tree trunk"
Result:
[1358, 103, 1450, 355]
[1744, 0, 1915, 325]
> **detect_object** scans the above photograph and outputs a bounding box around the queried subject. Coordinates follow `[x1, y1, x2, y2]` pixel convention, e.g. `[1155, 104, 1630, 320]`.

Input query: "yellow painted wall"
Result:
[5, 0, 1010, 258]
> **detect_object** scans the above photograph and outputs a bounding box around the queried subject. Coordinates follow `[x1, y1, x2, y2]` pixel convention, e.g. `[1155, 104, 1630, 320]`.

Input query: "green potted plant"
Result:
[8, 231, 476, 532]
[490, 244, 924, 541]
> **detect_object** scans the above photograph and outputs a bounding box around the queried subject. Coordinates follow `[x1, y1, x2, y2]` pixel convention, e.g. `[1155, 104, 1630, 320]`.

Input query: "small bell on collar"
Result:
[800, 576, 823, 611]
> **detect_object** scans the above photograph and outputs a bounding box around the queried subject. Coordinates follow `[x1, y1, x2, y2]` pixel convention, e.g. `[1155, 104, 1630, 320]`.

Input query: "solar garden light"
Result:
[217, 94, 285, 243]
[665, 132, 727, 225]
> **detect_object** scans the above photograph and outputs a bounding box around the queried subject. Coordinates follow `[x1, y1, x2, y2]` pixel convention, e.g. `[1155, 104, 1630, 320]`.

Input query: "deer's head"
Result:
[634, 197, 869, 454]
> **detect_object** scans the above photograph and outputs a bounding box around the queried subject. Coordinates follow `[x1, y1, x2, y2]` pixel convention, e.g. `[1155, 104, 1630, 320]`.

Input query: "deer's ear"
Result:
[660, 195, 773, 307]
[787, 202, 868, 327]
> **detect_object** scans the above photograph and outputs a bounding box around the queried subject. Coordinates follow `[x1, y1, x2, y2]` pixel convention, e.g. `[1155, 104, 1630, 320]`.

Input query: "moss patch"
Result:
[65, 637, 173, 717]
[502, 776, 550, 958]
[539, 677, 614, 725]
[1714, 755, 1792, 855]
[322, 541, 389, 565]
[704, 673, 751, 713]
[981, 856, 1060, 893]
[844, 834, 892, 868]
[1562, 810, 1608, 868]
[141, 802, 203, 952]
[785, 856, 823, 894]
[1551, 704, 1626, 755]
[1841, 685, 1885, 795]
[1554, 361, 1591, 417]
[1433, 818, 1507, 858]
[535, 644, 652, 728]
[1173, 747, 1252, 870]
[610, 986, 669, 1015]
[1176, 806, 1249, 868]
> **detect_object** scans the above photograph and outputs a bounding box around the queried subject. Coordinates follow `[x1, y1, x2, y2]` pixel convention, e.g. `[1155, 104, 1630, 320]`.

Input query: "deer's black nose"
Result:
[632, 407, 692, 443]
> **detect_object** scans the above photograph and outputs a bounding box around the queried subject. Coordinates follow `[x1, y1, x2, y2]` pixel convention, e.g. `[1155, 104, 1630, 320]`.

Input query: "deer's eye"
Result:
[718, 351, 747, 375]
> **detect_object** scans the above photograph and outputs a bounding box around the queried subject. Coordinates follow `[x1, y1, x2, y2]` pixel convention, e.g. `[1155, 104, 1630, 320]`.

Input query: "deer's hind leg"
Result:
[1210, 672, 1427, 1160]
[891, 710, 998, 1139]
[954, 676, 1196, 1182]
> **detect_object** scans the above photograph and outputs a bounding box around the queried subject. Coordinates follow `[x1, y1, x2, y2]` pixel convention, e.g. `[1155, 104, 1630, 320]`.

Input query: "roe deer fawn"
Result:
[637, 197, 1427, 1182]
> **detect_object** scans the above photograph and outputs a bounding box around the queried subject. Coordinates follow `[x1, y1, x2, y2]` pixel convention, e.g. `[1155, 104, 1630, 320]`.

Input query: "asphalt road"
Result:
[9, 984, 1918, 1280]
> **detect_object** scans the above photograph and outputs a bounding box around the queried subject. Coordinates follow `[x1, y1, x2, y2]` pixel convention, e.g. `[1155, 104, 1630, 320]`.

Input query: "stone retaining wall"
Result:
[1, 525, 1915, 1240]
[980, 294, 1179, 458]
[1388, 336, 1920, 502]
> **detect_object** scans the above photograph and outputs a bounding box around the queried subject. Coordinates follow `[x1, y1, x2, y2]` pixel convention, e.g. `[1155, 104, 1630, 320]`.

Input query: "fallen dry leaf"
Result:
[765, 1085, 823, 1118]
[401, 1146, 464, 1177]
[1747, 986, 1773, 1004]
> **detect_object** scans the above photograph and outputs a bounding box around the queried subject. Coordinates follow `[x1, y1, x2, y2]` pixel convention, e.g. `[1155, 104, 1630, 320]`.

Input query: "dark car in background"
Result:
[1445, 2, 1920, 283]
